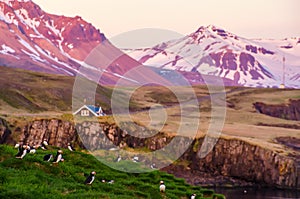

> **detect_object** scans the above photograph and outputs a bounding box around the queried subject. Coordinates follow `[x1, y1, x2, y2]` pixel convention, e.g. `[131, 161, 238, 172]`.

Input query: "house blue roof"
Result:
[73, 105, 105, 117]
[87, 105, 100, 114]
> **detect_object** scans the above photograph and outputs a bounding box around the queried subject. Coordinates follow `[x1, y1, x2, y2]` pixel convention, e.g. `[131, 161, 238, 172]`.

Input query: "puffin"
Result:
[150, 163, 157, 169]
[67, 143, 75, 152]
[25, 143, 31, 153]
[41, 139, 48, 150]
[85, 171, 96, 185]
[43, 154, 53, 162]
[16, 144, 29, 159]
[29, 145, 37, 154]
[21, 145, 30, 159]
[159, 181, 166, 193]
[114, 155, 121, 162]
[53, 150, 63, 163]
[15, 144, 25, 158]
[43, 139, 49, 146]
[132, 155, 139, 163]
[190, 193, 197, 199]
[16, 143, 22, 153]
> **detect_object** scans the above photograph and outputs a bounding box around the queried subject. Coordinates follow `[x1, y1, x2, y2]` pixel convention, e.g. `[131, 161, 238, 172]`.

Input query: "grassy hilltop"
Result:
[0, 66, 112, 114]
[0, 145, 225, 199]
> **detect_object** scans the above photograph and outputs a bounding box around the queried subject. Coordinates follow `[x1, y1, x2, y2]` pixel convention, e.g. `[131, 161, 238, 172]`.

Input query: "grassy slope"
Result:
[0, 145, 225, 199]
[0, 66, 112, 114]
[129, 86, 300, 154]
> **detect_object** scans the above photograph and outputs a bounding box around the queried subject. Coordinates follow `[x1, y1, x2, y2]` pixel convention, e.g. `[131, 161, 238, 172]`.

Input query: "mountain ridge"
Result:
[1, 0, 299, 88]
[125, 25, 300, 88]
[0, 0, 105, 74]
[0, 0, 170, 86]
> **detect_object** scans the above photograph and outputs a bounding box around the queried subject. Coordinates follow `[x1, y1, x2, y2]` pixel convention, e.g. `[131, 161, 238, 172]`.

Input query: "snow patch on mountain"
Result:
[0, 44, 15, 54]
[18, 37, 39, 56]
[126, 25, 300, 88]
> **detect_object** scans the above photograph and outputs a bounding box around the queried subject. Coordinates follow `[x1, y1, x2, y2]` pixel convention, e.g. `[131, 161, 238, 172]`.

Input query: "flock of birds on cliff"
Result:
[14, 139, 73, 162]
[13, 140, 198, 198]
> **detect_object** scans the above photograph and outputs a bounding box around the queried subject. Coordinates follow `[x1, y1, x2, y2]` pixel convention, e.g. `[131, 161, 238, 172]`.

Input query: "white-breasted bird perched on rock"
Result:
[190, 193, 197, 199]
[85, 171, 96, 185]
[159, 180, 166, 193]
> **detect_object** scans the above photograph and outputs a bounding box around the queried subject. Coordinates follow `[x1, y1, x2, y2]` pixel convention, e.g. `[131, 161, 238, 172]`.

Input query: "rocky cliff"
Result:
[0, 118, 11, 144]
[189, 138, 298, 188]
[19, 119, 77, 148]
[75, 121, 191, 158]
[1, 117, 299, 189]
[254, 99, 300, 121]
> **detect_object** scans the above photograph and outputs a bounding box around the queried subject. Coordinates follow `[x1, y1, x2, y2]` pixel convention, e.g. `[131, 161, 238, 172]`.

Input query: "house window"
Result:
[81, 110, 90, 116]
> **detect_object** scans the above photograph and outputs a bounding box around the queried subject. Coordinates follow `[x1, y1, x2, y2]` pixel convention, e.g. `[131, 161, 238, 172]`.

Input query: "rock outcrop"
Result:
[75, 121, 191, 158]
[254, 99, 300, 121]
[0, 118, 11, 144]
[20, 119, 77, 148]
[188, 138, 298, 188]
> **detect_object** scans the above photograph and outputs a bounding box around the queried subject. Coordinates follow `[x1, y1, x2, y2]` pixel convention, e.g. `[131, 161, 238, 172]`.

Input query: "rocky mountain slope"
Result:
[0, 0, 167, 85]
[126, 25, 300, 88]
[0, 0, 104, 73]
[2, 1, 299, 88]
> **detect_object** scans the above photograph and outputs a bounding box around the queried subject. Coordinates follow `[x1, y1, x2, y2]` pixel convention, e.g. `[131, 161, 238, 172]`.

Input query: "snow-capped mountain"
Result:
[1, 1, 299, 88]
[126, 25, 300, 88]
[0, 0, 168, 85]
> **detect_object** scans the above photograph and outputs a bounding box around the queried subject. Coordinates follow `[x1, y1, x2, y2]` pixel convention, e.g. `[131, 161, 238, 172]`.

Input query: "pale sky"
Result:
[33, 0, 300, 40]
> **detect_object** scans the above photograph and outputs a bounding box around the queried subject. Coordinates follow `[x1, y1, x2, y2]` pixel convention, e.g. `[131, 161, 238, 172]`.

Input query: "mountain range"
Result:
[0, 0, 299, 88]
[125, 25, 300, 88]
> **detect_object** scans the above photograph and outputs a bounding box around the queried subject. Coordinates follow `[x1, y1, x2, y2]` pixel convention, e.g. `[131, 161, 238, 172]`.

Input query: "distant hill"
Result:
[0, 65, 112, 113]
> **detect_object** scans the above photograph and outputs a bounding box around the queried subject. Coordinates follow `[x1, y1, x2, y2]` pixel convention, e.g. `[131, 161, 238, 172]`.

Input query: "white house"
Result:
[73, 105, 105, 117]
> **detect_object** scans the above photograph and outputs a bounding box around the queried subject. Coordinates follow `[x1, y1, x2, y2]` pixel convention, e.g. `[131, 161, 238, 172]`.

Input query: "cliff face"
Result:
[190, 138, 298, 188]
[254, 99, 300, 121]
[0, 118, 11, 144]
[75, 121, 191, 158]
[20, 119, 77, 148]
[1, 118, 299, 189]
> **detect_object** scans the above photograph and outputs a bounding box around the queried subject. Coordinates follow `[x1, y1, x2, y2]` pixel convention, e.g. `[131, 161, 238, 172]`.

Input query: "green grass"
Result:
[0, 144, 224, 199]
